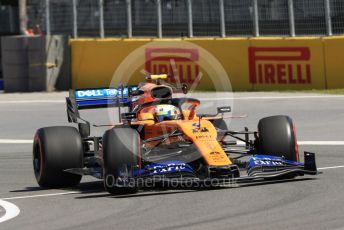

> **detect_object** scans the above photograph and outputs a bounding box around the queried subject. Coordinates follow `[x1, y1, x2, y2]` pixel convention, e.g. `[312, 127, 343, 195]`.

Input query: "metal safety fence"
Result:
[27, 0, 344, 38]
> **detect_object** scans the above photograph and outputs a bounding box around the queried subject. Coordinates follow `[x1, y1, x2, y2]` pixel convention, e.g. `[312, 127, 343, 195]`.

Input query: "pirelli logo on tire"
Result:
[248, 47, 311, 85]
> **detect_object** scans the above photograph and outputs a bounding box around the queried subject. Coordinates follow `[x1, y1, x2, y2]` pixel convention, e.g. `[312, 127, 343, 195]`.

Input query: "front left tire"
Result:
[103, 128, 140, 195]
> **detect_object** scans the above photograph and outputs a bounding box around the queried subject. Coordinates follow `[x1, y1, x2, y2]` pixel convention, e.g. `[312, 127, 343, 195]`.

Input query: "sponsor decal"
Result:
[209, 151, 226, 162]
[200, 127, 209, 132]
[192, 123, 200, 128]
[145, 48, 200, 84]
[192, 123, 200, 133]
[195, 134, 212, 140]
[152, 163, 186, 174]
[210, 156, 226, 162]
[248, 47, 311, 85]
[247, 155, 303, 170]
[253, 159, 284, 166]
[133, 161, 193, 176]
[246, 155, 305, 176]
[75, 87, 138, 99]
[192, 127, 209, 133]
[75, 89, 117, 99]
[191, 123, 209, 133]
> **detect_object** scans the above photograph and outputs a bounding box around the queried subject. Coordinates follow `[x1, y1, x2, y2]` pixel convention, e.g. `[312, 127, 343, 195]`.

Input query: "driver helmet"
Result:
[155, 105, 180, 122]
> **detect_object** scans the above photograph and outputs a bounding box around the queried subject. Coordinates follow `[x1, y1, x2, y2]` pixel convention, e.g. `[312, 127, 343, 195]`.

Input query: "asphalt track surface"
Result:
[0, 92, 344, 230]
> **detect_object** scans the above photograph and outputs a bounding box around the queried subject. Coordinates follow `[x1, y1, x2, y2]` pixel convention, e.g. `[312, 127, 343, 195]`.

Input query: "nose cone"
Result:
[177, 120, 232, 166]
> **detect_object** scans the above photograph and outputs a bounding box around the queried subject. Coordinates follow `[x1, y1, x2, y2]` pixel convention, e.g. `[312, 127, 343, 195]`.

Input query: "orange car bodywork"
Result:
[131, 82, 232, 167]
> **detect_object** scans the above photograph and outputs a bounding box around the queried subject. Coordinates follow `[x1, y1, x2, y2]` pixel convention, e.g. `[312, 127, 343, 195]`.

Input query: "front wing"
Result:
[65, 152, 317, 187]
[131, 152, 317, 186]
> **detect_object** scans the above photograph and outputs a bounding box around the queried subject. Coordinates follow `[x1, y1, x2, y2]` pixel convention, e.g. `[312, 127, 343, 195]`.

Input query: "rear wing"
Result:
[66, 87, 137, 123]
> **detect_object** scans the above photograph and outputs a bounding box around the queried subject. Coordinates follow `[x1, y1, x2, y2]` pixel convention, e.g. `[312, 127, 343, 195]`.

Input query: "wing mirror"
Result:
[217, 106, 231, 114]
[199, 106, 232, 119]
[121, 112, 137, 120]
[197, 106, 231, 128]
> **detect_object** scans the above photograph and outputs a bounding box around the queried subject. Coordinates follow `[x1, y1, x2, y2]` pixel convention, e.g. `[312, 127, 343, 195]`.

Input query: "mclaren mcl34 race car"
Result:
[33, 74, 317, 194]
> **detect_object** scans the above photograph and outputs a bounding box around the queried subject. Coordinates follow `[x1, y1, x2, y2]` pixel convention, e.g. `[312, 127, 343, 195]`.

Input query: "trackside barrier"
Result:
[71, 37, 344, 90]
[323, 36, 344, 89]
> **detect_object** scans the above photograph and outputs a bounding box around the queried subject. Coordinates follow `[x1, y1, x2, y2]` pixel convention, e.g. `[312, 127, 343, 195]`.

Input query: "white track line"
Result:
[318, 165, 344, 170]
[0, 140, 33, 144]
[297, 141, 344, 146]
[1, 191, 81, 201]
[0, 200, 20, 223]
[236, 141, 344, 146]
[0, 100, 65, 104]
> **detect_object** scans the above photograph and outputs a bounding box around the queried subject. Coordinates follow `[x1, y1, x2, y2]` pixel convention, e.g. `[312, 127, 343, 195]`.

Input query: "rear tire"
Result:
[258, 115, 299, 162]
[33, 127, 83, 188]
[103, 128, 140, 195]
